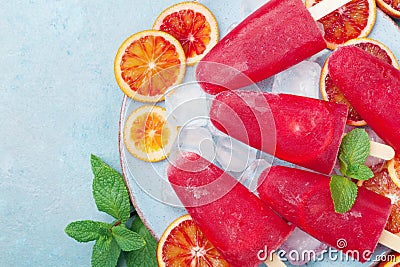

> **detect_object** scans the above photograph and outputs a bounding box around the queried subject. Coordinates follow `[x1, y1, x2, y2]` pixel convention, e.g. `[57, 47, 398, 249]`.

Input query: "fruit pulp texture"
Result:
[158, 9, 211, 59]
[257, 166, 392, 262]
[328, 46, 400, 153]
[120, 35, 182, 96]
[196, 0, 326, 94]
[167, 152, 294, 267]
[210, 91, 348, 175]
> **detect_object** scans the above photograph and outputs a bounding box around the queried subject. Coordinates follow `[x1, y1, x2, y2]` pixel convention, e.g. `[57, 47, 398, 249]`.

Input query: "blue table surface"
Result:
[1, 1, 399, 266]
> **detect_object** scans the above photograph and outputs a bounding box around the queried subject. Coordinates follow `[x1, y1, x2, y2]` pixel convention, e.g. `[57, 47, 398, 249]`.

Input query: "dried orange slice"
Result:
[376, 0, 400, 18]
[114, 30, 186, 102]
[157, 214, 229, 267]
[153, 2, 219, 65]
[123, 105, 177, 162]
[320, 38, 399, 126]
[305, 0, 376, 50]
[388, 154, 400, 188]
[360, 168, 400, 234]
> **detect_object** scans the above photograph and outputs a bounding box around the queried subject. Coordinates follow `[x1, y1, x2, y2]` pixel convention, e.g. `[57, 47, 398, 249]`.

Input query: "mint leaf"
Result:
[346, 164, 374, 181]
[65, 220, 111, 243]
[91, 235, 121, 267]
[125, 216, 158, 267]
[330, 175, 358, 213]
[339, 129, 370, 170]
[112, 225, 145, 252]
[91, 155, 130, 223]
[338, 153, 350, 176]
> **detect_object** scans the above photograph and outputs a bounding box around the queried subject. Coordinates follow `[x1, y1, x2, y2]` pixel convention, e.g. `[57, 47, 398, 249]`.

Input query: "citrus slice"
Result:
[388, 154, 400, 188]
[320, 38, 399, 126]
[157, 214, 229, 267]
[123, 105, 177, 162]
[376, 0, 400, 18]
[359, 168, 400, 234]
[378, 252, 400, 267]
[305, 0, 376, 50]
[153, 2, 219, 65]
[114, 30, 186, 102]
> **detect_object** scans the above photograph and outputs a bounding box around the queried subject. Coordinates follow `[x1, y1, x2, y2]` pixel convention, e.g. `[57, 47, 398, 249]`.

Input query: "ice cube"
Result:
[256, 76, 275, 92]
[308, 48, 330, 67]
[240, 0, 265, 17]
[215, 135, 257, 173]
[365, 127, 387, 172]
[280, 227, 328, 266]
[239, 159, 271, 192]
[165, 83, 209, 126]
[272, 60, 321, 99]
[177, 125, 215, 163]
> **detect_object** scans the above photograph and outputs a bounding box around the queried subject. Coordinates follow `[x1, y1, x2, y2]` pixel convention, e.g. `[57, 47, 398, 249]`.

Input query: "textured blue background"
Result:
[1, 0, 400, 266]
[0, 1, 142, 266]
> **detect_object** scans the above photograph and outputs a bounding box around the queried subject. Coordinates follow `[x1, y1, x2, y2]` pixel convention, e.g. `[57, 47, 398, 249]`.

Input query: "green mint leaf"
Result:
[91, 155, 130, 223]
[339, 129, 370, 169]
[91, 235, 121, 267]
[125, 216, 158, 267]
[112, 225, 145, 252]
[338, 153, 350, 176]
[346, 164, 374, 181]
[65, 220, 111, 243]
[330, 175, 358, 213]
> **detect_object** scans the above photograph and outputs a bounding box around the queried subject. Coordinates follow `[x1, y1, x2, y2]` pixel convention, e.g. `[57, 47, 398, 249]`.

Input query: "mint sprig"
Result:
[65, 155, 156, 267]
[125, 216, 158, 267]
[92, 236, 121, 267]
[338, 128, 370, 176]
[112, 225, 146, 251]
[65, 220, 111, 242]
[330, 129, 374, 213]
[330, 175, 358, 213]
[91, 155, 131, 223]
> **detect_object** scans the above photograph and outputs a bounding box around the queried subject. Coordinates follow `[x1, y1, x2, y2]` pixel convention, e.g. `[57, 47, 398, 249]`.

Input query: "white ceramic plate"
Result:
[119, 1, 400, 266]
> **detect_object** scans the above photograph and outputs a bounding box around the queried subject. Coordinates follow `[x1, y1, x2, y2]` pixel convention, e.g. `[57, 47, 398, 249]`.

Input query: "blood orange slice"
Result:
[360, 168, 400, 234]
[123, 105, 177, 162]
[320, 38, 399, 126]
[388, 154, 400, 188]
[114, 30, 186, 102]
[305, 0, 376, 50]
[153, 2, 219, 65]
[376, 0, 400, 18]
[157, 214, 229, 267]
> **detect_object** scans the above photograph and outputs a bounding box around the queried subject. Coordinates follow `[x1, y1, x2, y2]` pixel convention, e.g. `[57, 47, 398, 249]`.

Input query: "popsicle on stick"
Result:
[196, 0, 352, 95]
[210, 91, 395, 175]
[257, 166, 396, 262]
[167, 151, 294, 267]
[328, 45, 400, 154]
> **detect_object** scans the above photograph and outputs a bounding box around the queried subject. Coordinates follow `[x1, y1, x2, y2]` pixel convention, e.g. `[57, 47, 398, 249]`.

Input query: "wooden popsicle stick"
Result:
[379, 230, 400, 252]
[264, 253, 287, 267]
[370, 141, 395, 160]
[308, 0, 352, 21]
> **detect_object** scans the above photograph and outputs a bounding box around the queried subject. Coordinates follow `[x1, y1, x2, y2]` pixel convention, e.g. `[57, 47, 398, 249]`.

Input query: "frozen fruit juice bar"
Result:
[328, 46, 400, 153]
[167, 152, 294, 267]
[196, 0, 326, 95]
[210, 91, 348, 175]
[257, 166, 392, 262]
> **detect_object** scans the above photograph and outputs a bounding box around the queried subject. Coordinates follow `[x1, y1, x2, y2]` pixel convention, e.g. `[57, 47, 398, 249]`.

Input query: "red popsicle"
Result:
[196, 0, 326, 94]
[257, 166, 392, 262]
[210, 91, 348, 175]
[328, 45, 400, 154]
[167, 151, 294, 267]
